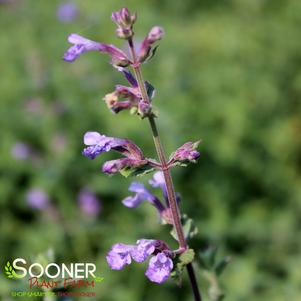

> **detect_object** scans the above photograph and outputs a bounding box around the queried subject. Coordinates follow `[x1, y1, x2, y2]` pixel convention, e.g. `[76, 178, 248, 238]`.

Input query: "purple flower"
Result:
[102, 157, 145, 175]
[147, 26, 165, 43]
[106, 243, 134, 270]
[11, 142, 31, 160]
[57, 2, 79, 23]
[103, 69, 140, 114]
[122, 182, 164, 213]
[104, 68, 154, 116]
[122, 182, 153, 208]
[78, 189, 101, 216]
[145, 252, 173, 284]
[106, 239, 173, 283]
[131, 239, 157, 262]
[63, 34, 130, 66]
[82, 132, 120, 159]
[26, 188, 49, 210]
[169, 141, 201, 165]
[63, 34, 102, 62]
[82, 131, 150, 175]
[149, 171, 167, 199]
[138, 26, 164, 63]
[111, 7, 136, 39]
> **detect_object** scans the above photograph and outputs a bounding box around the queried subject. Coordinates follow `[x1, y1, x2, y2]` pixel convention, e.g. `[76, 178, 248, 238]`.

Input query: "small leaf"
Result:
[120, 165, 155, 178]
[170, 226, 178, 242]
[183, 217, 198, 240]
[170, 214, 198, 242]
[9, 266, 13, 272]
[171, 249, 195, 286]
[5, 266, 8, 272]
[145, 81, 155, 99]
[179, 249, 195, 265]
[146, 45, 159, 63]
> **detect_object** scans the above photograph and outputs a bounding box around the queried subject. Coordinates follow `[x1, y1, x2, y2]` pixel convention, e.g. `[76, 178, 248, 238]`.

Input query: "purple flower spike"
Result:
[111, 7, 136, 39]
[145, 252, 173, 283]
[170, 141, 201, 165]
[131, 239, 157, 262]
[63, 34, 102, 62]
[106, 243, 134, 270]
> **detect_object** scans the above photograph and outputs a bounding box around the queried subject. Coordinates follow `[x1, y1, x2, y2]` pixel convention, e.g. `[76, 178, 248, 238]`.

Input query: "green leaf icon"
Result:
[4, 262, 14, 279]
[4, 261, 23, 279]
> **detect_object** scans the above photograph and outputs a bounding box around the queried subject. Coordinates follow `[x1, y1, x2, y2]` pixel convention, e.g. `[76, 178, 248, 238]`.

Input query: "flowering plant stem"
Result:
[128, 39, 202, 301]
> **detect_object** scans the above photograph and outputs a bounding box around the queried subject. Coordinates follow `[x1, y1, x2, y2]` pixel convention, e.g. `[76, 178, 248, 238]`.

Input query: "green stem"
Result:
[127, 38, 202, 301]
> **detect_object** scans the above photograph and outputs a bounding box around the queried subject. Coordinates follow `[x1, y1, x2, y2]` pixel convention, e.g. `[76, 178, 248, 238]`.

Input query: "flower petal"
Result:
[106, 243, 133, 270]
[131, 239, 157, 263]
[83, 131, 103, 145]
[145, 252, 173, 283]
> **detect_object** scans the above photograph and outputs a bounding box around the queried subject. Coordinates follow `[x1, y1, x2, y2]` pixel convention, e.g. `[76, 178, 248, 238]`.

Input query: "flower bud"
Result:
[138, 100, 152, 118]
[138, 26, 164, 63]
[111, 7, 136, 39]
[147, 26, 164, 43]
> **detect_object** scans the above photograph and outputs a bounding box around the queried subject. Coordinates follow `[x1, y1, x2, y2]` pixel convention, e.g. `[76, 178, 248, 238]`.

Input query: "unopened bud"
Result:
[111, 7, 136, 39]
[147, 26, 164, 43]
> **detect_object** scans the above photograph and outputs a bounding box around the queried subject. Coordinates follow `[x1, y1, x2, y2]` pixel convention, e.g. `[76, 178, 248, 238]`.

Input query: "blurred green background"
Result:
[1, 0, 301, 300]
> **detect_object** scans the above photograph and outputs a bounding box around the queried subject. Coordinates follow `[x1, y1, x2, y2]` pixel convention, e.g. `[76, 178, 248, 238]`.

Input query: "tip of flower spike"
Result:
[111, 7, 136, 39]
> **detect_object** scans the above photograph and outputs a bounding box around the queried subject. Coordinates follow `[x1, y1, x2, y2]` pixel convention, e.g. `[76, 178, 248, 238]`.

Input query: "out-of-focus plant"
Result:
[199, 247, 231, 301]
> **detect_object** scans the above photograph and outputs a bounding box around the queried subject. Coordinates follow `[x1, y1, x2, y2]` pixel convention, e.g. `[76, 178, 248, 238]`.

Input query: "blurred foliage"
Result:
[0, 0, 301, 300]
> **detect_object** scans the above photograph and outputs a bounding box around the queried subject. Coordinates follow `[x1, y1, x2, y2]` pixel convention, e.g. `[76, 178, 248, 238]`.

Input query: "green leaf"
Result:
[171, 249, 196, 286]
[119, 165, 155, 178]
[179, 249, 195, 265]
[145, 81, 155, 99]
[146, 45, 159, 63]
[4, 261, 15, 279]
[170, 214, 198, 242]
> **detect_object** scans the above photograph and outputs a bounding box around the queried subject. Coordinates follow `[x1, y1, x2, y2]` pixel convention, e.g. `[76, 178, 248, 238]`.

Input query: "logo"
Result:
[4, 261, 23, 279]
[4, 258, 104, 298]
